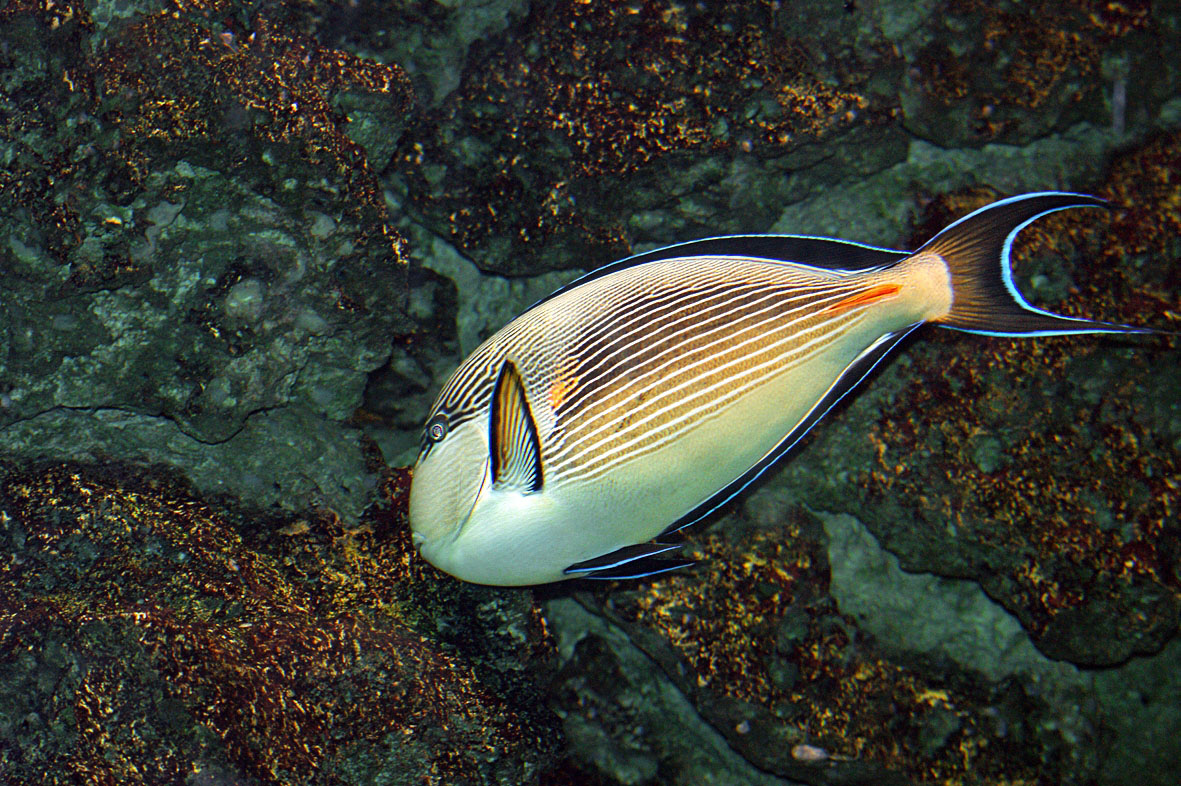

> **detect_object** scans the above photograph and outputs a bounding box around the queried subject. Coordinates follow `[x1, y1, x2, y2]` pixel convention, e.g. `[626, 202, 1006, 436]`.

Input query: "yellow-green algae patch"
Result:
[582, 510, 1083, 785]
[0, 460, 558, 785]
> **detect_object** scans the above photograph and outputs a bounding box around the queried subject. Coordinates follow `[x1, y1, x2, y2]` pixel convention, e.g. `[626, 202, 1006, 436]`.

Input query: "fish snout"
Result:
[408, 422, 488, 558]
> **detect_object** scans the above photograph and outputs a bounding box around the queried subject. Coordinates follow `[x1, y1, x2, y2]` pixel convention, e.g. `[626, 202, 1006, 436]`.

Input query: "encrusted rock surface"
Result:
[0, 459, 560, 785]
[1, 1, 1179, 784]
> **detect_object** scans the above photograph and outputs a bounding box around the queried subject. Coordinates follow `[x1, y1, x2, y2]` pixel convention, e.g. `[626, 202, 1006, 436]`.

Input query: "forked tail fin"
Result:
[921, 192, 1154, 337]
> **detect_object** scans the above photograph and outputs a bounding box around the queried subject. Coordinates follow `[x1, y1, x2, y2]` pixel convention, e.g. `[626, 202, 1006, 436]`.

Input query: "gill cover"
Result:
[408, 410, 487, 547]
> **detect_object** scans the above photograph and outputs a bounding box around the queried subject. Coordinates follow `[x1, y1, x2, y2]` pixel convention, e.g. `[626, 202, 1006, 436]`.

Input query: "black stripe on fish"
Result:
[559, 325, 919, 579]
[564, 540, 693, 580]
[552, 278, 853, 434]
[545, 283, 865, 483]
[437, 353, 501, 424]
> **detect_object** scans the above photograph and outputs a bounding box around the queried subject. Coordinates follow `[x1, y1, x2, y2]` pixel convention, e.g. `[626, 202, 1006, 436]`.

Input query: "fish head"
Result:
[409, 359, 561, 585]
[409, 410, 489, 563]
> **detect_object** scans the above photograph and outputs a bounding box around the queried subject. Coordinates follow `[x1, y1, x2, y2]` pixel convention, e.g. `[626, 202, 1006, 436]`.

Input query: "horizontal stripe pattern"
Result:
[425, 316, 536, 435]
[545, 267, 867, 483]
[424, 255, 898, 482]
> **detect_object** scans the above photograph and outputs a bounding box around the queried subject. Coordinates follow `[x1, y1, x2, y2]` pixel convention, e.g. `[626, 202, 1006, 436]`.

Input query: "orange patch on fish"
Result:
[823, 283, 902, 314]
[549, 364, 580, 411]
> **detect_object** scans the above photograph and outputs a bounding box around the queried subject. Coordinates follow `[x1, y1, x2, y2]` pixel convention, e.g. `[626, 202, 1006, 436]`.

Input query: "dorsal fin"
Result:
[490, 360, 543, 493]
[523, 234, 909, 314]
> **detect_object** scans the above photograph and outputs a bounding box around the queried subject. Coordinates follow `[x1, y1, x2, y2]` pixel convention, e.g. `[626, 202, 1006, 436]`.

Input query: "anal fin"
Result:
[564, 541, 693, 580]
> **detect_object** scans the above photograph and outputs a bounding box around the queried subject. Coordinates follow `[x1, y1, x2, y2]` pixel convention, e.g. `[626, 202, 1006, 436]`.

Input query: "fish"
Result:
[408, 192, 1158, 586]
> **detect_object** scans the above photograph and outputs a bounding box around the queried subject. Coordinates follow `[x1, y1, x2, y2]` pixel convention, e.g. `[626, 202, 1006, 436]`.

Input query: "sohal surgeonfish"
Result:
[409, 192, 1159, 586]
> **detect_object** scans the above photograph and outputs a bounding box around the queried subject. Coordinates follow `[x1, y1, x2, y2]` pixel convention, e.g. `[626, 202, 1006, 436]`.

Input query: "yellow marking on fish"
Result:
[548, 359, 580, 411]
[823, 283, 902, 314]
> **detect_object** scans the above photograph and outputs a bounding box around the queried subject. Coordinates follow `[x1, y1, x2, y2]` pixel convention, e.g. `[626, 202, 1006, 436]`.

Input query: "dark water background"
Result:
[0, 2, 1178, 784]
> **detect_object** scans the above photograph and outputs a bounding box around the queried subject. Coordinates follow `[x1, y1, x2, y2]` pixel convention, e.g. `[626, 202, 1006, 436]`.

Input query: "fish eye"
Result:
[426, 413, 449, 443]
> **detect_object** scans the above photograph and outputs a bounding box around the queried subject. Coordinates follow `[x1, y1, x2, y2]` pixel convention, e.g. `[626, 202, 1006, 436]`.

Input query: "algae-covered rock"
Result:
[780, 159, 1181, 667]
[0, 0, 418, 519]
[898, 1, 1159, 147]
[388, 1, 901, 276]
[3, 1, 1179, 784]
[0, 460, 561, 785]
[563, 508, 1105, 786]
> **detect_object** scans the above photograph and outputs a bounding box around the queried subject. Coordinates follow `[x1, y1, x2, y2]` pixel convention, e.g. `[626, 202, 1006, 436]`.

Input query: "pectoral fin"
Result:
[490, 360, 544, 493]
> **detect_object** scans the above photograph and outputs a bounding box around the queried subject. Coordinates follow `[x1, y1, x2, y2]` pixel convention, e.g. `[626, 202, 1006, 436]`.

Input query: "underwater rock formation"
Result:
[1, 1, 1179, 784]
[564, 509, 1107, 785]
[390, 0, 897, 276]
[0, 459, 560, 785]
[777, 145, 1181, 667]
[0, 0, 417, 520]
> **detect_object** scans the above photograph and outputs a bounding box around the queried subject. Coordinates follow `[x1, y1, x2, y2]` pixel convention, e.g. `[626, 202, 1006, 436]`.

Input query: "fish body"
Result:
[409, 193, 1152, 586]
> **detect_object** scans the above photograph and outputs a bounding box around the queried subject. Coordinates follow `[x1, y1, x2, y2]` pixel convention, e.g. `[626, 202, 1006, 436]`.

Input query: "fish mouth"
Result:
[409, 472, 481, 557]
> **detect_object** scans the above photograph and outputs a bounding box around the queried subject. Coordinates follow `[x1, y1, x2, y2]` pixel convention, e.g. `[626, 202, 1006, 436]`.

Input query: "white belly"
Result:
[429, 337, 865, 585]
